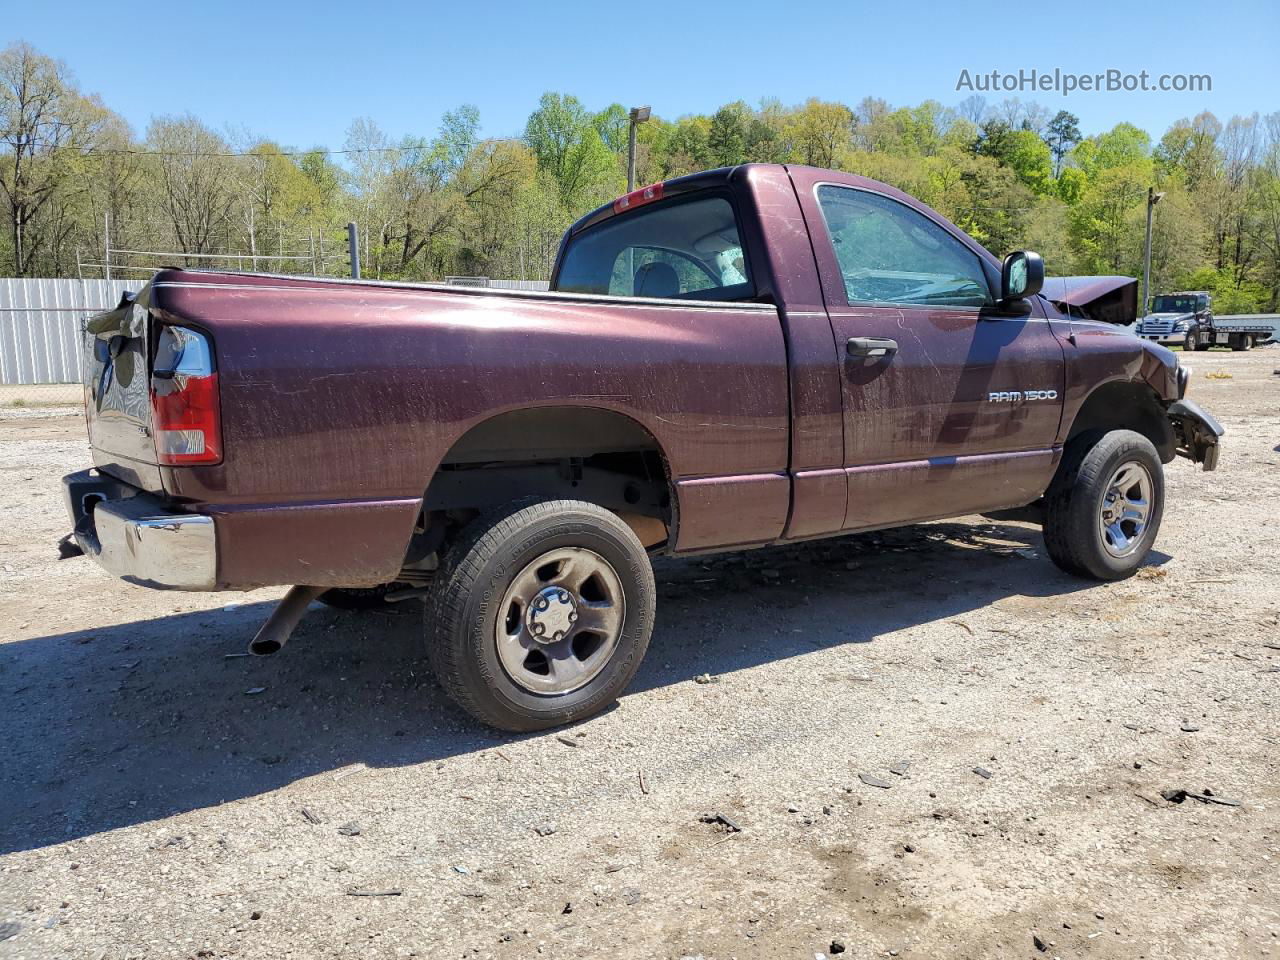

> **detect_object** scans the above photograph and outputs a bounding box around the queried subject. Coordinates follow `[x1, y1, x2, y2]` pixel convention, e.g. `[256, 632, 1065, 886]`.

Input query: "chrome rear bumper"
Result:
[62, 468, 216, 590]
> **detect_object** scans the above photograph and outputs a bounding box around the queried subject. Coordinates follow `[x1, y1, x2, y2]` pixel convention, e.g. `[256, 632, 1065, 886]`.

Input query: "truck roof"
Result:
[567, 163, 932, 240]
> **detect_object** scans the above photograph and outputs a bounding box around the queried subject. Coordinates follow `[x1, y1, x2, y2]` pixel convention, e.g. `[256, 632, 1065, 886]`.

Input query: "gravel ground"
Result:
[1, 349, 1278, 960]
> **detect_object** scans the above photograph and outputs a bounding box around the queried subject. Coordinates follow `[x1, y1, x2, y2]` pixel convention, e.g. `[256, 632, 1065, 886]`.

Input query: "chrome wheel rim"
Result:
[494, 547, 625, 695]
[1098, 460, 1154, 558]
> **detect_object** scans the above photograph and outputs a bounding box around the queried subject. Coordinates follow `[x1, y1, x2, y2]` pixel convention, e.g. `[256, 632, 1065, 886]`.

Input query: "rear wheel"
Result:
[426, 499, 655, 731]
[1230, 333, 1252, 351]
[1043, 430, 1164, 581]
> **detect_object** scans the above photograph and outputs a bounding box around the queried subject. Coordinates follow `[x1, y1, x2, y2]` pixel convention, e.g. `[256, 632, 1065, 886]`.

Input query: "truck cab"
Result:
[1138, 291, 1211, 348]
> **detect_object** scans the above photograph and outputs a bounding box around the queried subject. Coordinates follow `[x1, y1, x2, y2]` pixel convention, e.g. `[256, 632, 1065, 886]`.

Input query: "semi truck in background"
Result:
[1137, 291, 1278, 351]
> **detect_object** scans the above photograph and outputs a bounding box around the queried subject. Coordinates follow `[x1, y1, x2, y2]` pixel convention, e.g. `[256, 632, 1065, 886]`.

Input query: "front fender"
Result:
[1137, 339, 1180, 400]
[1167, 399, 1224, 471]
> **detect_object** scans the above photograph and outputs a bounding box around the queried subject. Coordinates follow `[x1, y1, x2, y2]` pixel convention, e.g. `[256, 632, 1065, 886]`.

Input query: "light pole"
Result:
[627, 106, 651, 192]
[1142, 187, 1165, 315]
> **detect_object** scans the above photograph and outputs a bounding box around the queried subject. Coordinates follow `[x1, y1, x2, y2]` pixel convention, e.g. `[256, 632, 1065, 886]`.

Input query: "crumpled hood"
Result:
[1042, 276, 1138, 325]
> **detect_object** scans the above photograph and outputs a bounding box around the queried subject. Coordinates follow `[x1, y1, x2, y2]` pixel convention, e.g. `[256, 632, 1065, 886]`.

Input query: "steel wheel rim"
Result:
[494, 546, 625, 695]
[1098, 460, 1154, 558]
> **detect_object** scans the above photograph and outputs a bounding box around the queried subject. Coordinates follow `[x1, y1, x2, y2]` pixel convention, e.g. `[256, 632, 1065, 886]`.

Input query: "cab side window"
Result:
[555, 195, 754, 301]
[816, 185, 992, 309]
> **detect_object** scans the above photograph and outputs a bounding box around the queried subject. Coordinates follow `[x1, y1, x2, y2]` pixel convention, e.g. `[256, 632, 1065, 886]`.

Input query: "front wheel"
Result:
[426, 499, 656, 731]
[1043, 430, 1165, 580]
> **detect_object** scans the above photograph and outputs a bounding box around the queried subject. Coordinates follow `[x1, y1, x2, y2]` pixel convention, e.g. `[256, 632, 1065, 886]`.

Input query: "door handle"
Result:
[847, 336, 899, 358]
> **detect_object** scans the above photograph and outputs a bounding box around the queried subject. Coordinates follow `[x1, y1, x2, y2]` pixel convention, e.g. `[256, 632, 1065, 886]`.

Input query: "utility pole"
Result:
[1142, 187, 1164, 315]
[347, 222, 361, 279]
[626, 105, 651, 192]
[248, 205, 258, 272]
[103, 212, 111, 281]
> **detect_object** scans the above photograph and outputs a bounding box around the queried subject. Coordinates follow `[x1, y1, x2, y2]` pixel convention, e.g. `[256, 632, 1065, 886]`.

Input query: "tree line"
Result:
[2, 41, 1279, 311]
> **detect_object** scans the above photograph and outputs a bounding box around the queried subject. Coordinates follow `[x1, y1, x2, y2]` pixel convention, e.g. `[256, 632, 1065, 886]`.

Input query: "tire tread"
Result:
[426, 498, 653, 731]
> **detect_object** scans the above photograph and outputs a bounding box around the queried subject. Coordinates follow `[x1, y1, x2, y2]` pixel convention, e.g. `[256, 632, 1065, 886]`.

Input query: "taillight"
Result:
[150, 326, 222, 465]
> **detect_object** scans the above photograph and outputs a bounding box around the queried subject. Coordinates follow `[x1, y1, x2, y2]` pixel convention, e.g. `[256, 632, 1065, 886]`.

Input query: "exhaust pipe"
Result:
[249, 585, 327, 656]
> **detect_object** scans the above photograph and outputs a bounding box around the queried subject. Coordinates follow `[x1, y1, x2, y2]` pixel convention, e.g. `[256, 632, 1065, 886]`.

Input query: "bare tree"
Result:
[0, 42, 104, 275]
[146, 115, 238, 261]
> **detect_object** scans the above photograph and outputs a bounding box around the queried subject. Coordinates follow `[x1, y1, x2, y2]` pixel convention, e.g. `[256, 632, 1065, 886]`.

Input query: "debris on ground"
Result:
[300, 807, 322, 825]
[534, 823, 557, 837]
[858, 773, 891, 789]
[973, 766, 993, 779]
[555, 735, 580, 748]
[699, 812, 742, 833]
[1161, 788, 1242, 807]
[336, 821, 361, 836]
[347, 889, 402, 897]
[889, 761, 911, 777]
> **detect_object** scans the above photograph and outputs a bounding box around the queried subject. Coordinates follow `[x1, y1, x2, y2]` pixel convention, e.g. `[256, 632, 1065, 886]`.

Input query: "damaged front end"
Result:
[1167, 398, 1223, 471]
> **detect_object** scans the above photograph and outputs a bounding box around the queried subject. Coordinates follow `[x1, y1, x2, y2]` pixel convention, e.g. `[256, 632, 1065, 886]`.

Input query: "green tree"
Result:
[1045, 111, 1080, 178]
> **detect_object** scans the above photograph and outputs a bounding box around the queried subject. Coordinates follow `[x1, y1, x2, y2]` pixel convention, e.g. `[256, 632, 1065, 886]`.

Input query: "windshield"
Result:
[1151, 295, 1200, 313]
[554, 194, 753, 301]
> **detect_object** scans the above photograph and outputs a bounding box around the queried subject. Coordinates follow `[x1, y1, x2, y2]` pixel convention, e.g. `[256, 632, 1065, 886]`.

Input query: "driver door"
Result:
[794, 178, 1065, 530]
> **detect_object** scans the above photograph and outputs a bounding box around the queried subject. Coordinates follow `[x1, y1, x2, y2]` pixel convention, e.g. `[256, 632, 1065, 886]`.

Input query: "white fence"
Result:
[0, 279, 136, 385]
[0, 277, 551, 386]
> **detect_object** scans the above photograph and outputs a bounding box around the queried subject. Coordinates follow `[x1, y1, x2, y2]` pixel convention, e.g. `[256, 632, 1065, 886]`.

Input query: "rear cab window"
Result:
[554, 194, 755, 302]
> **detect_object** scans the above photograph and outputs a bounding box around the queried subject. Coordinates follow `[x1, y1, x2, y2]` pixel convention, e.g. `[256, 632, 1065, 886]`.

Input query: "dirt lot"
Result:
[1, 349, 1278, 960]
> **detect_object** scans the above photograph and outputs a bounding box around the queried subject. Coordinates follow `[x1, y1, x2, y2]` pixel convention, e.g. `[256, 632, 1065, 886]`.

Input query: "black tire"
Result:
[318, 583, 407, 610]
[426, 499, 655, 731]
[1043, 430, 1165, 581]
[1183, 332, 1196, 352]
[1230, 334, 1251, 352]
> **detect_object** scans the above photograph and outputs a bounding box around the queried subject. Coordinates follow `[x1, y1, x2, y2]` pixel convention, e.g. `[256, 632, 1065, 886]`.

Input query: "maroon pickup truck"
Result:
[62, 163, 1222, 731]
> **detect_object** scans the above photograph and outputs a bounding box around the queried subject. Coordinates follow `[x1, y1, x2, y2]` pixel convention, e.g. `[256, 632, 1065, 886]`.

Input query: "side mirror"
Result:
[1000, 251, 1044, 302]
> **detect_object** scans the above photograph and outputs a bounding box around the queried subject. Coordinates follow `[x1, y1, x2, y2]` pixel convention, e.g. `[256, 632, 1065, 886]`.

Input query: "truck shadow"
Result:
[0, 520, 1162, 854]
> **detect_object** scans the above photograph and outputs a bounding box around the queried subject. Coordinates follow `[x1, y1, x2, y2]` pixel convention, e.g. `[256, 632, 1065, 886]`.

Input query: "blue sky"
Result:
[9, 0, 1278, 151]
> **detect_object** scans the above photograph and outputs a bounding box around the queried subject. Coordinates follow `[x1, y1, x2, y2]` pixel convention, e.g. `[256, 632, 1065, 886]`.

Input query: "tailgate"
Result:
[82, 287, 164, 492]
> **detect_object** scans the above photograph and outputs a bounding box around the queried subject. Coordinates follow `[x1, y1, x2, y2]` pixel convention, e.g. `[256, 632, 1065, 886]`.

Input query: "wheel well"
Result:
[422, 406, 675, 549]
[1066, 380, 1175, 463]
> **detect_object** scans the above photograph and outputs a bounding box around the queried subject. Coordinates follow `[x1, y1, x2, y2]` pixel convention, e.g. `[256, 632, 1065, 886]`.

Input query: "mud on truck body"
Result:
[62, 164, 1223, 731]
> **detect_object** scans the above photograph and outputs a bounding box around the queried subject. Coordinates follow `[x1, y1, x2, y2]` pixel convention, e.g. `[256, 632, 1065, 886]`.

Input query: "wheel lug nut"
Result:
[568, 612, 577, 623]
[558, 591, 569, 602]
